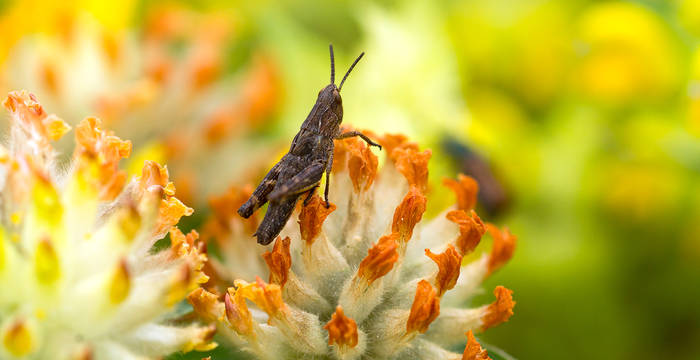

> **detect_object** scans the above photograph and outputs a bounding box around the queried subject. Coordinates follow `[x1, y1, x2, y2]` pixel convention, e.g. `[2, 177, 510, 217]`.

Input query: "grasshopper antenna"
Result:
[329, 44, 335, 85]
[339, 52, 364, 92]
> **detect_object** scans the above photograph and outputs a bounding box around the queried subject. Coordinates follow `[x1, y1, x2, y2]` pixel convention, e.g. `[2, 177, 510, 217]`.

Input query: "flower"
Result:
[2, 6, 282, 204]
[189, 132, 516, 359]
[0, 91, 214, 359]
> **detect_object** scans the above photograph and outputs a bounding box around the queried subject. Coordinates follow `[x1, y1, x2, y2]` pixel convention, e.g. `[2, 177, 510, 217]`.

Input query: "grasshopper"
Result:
[238, 45, 381, 245]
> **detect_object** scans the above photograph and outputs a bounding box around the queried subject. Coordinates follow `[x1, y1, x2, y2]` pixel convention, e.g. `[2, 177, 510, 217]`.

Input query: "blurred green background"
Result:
[1, 0, 699, 359]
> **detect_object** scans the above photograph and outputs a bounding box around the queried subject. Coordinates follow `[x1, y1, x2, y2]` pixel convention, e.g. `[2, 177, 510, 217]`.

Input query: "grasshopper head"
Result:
[321, 44, 364, 127]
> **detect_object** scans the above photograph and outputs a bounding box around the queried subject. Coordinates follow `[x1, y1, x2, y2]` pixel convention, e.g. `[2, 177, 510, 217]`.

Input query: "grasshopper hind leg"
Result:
[254, 197, 298, 245]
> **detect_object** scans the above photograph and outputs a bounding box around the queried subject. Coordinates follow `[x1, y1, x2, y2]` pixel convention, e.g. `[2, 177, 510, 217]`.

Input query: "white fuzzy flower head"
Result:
[189, 131, 517, 359]
[0, 91, 215, 359]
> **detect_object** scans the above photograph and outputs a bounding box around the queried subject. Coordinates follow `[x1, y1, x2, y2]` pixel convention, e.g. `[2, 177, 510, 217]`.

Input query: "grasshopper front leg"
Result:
[238, 160, 283, 218]
[268, 160, 325, 203]
[336, 130, 382, 149]
[323, 143, 334, 208]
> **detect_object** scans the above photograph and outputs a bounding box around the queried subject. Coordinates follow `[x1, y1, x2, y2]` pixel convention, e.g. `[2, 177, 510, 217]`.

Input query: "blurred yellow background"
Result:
[0, 0, 698, 359]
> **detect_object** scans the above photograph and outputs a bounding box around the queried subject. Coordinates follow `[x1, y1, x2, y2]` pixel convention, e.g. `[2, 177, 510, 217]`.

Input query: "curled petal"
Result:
[377, 133, 419, 161]
[324, 306, 359, 349]
[157, 197, 194, 236]
[393, 147, 431, 191]
[462, 330, 491, 360]
[346, 138, 379, 191]
[391, 188, 427, 246]
[443, 174, 479, 211]
[262, 237, 292, 288]
[357, 234, 399, 284]
[4, 90, 70, 141]
[187, 288, 222, 323]
[235, 278, 287, 320]
[481, 286, 515, 331]
[138, 160, 171, 194]
[74, 117, 132, 200]
[298, 195, 336, 245]
[406, 280, 440, 334]
[425, 244, 462, 297]
[224, 289, 255, 337]
[486, 225, 517, 275]
[447, 210, 486, 255]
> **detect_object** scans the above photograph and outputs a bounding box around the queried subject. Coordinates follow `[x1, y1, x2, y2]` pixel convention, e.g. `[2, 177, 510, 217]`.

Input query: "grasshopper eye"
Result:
[333, 89, 341, 101]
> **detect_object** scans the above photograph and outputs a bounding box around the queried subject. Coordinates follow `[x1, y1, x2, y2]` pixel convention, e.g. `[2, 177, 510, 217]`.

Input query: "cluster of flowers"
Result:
[0, 90, 515, 359]
[0, 91, 213, 359]
[189, 132, 517, 359]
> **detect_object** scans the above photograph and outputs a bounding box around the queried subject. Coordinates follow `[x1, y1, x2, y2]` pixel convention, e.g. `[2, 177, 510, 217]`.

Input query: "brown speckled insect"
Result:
[238, 45, 381, 245]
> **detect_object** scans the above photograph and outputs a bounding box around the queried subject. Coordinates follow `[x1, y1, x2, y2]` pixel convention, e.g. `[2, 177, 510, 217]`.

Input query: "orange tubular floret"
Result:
[462, 330, 491, 360]
[406, 280, 440, 334]
[262, 237, 292, 288]
[139, 161, 170, 194]
[298, 195, 336, 245]
[393, 147, 431, 191]
[74, 117, 132, 200]
[169, 227, 202, 258]
[224, 289, 255, 336]
[446, 210, 486, 255]
[346, 138, 378, 191]
[357, 233, 399, 284]
[486, 224, 517, 275]
[187, 288, 221, 323]
[4, 91, 71, 141]
[481, 286, 515, 331]
[236, 277, 287, 320]
[443, 174, 479, 211]
[324, 306, 359, 349]
[376, 133, 418, 161]
[425, 244, 462, 297]
[391, 188, 427, 245]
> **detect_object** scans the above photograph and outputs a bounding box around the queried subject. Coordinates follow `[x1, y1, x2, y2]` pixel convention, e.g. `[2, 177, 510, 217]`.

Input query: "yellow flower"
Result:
[190, 133, 516, 359]
[0, 91, 214, 359]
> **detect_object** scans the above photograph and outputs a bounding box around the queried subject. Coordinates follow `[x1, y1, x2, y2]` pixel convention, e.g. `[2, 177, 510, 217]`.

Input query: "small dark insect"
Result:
[238, 45, 381, 245]
[442, 137, 510, 217]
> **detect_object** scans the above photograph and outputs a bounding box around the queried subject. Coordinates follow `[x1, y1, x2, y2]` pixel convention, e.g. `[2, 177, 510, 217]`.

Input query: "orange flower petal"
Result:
[481, 286, 515, 331]
[446, 210, 486, 255]
[462, 330, 491, 360]
[157, 197, 194, 235]
[298, 194, 336, 245]
[391, 187, 427, 245]
[406, 280, 440, 334]
[443, 174, 479, 211]
[4, 91, 71, 142]
[486, 224, 517, 275]
[425, 244, 462, 297]
[346, 138, 378, 192]
[393, 147, 431, 191]
[324, 306, 359, 349]
[262, 237, 292, 288]
[224, 289, 255, 337]
[187, 288, 221, 323]
[236, 277, 287, 320]
[357, 234, 399, 284]
[376, 133, 419, 161]
[74, 117, 131, 200]
[138, 160, 170, 193]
